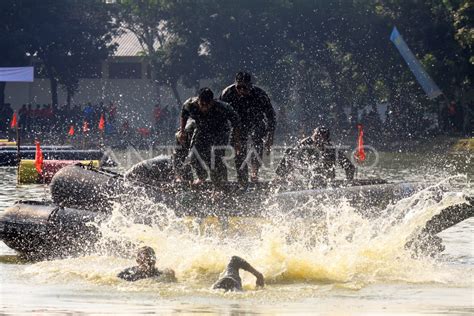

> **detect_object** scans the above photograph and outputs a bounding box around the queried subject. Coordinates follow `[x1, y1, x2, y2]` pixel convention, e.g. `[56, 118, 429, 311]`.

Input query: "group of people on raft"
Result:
[173, 71, 356, 187]
[117, 71, 357, 290]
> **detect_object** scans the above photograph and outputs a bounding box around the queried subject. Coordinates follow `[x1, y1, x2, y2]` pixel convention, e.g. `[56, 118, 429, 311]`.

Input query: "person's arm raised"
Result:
[229, 256, 265, 288]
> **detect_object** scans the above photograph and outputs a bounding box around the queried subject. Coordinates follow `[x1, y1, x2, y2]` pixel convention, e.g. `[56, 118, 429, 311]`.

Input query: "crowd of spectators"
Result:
[439, 101, 473, 137]
[0, 99, 471, 148]
[0, 101, 181, 148]
[153, 103, 180, 141]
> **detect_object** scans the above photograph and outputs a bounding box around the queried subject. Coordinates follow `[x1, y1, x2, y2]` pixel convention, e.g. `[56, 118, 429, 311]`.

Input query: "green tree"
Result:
[27, 0, 117, 106]
[0, 0, 35, 106]
[374, 0, 473, 136]
[114, 0, 211, 106]
[452, 0, 473, 60]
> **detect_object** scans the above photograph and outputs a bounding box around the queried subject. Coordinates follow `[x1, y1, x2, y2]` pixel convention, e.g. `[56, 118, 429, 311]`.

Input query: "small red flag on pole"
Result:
[354, 124, 366, 162]
[68, 125, 75, 136]
[83, 121, 90, 133]
[98, 113, 105, 131]
[11, 112, 18, 129]
[35, 140, 44, 175]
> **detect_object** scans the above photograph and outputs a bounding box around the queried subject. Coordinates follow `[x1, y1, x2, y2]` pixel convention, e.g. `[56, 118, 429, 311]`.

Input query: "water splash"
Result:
[21, 176, 471, 293]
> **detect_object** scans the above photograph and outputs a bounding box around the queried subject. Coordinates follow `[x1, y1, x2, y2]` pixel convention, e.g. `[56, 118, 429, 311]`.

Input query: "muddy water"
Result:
[0, 151, 472, 315]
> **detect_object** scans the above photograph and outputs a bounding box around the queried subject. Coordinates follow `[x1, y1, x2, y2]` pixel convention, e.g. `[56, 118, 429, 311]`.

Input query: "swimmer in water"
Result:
[117, 246, 176, 282]
[212, 256, 264, 291]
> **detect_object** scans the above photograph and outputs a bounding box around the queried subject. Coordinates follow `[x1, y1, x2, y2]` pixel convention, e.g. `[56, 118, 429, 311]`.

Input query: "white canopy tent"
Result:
[0, 67, 34, 82]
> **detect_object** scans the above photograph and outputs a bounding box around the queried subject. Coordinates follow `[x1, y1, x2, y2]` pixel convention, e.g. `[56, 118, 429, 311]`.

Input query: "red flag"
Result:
[35, 140, 44, 175]
[11, 112, 17, 129]
[68, 125, 75, 136]
[98, 113, 105, 131]
[83, 121, 90, 133]
[354, 124, 366, 162]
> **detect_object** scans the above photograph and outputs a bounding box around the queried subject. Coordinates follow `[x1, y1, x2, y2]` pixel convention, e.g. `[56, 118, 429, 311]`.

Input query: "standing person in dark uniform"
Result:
[0, 105, 5, 134]
[18, 104, 28, 138]
[463, 102, 473, 136]
[26, 104, 33, 136]
[4, 103, 14, 137]
[275, 127, 355, 184]
[178, 88, 241, 185]
[212, 256, 264, 292]
[153, 103, 163, 137]
[32, 104, 41, 136]
[220, 72, 276, 183]
[0, 103, 13, 136]
[160, 105, 171, 139]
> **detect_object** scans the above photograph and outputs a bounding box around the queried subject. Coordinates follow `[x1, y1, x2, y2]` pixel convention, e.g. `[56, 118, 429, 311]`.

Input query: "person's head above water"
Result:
[118, 245, 176, 282]
[235, 71, 252, 96]
[136, 246, 156, 271]
[197, 87, 214, 113]
[311, 126, 330, 143]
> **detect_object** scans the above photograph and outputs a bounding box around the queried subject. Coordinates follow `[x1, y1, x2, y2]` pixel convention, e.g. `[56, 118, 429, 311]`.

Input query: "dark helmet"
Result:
[312, 126, 330, 141]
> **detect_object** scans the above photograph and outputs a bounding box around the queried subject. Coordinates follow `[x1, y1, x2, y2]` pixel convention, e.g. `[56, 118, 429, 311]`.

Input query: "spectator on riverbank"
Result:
[83, 103, 94, 124]
[4, 103, 14, 129]
[108, 101, 117, 123]
[463, 102, 473, 137]
[18, 104, 28, 137]
[26, 104, 33, 135]
[153, 103, 163, 132]
[0, 103, 13, 135]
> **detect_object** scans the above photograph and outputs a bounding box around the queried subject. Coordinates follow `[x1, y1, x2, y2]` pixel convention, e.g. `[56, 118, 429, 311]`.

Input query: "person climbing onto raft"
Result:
[212, 256, 265, 291]
[220, 72, 276, 184]
[117, 246, 176, 282]
[275, 126, 355, 184]
[177, 88, 241, 186]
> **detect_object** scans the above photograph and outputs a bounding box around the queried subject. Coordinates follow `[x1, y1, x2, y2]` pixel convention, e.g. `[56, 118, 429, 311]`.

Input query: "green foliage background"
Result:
[1, 0, 472, 138]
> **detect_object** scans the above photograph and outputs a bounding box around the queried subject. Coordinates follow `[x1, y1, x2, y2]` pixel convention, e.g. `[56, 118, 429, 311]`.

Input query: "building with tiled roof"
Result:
[112, 28, 160, 57]
[114, 30, 143, 56]
[5, 29, 195, 124]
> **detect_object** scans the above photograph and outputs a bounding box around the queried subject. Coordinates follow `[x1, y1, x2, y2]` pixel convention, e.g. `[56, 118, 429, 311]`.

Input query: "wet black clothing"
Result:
[212, 256, 259, 292]
[181, 97, 240, 142]
[180, 97, 240, 183]
[220, 84, 275, 133]
[173, 119, 195, 181]
[220, 84, 275, 183]
[117, 266, 163, 282]
[18, 106, 28, 127]
[0, 105, 13, 133]
[276, 137, 355, 182]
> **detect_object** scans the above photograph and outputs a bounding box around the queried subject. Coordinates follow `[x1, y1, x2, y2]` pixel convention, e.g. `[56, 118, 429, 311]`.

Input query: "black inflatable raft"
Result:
[0, 201, 107, 259]
[1, 157, 472, 259]
[49, 162, 473, 219]
[49, 161, 426, 217]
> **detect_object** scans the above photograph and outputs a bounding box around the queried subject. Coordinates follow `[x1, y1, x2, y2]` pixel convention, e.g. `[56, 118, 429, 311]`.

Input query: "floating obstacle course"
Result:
[0, 140, 17, 146]
[18, 159, 100, 184]
[0, 145, 112, 166]
[451, 137, 474, 152]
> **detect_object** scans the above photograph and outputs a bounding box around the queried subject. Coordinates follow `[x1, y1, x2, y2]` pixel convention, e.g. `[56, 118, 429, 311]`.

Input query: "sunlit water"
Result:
[0, 151, 473, 315]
